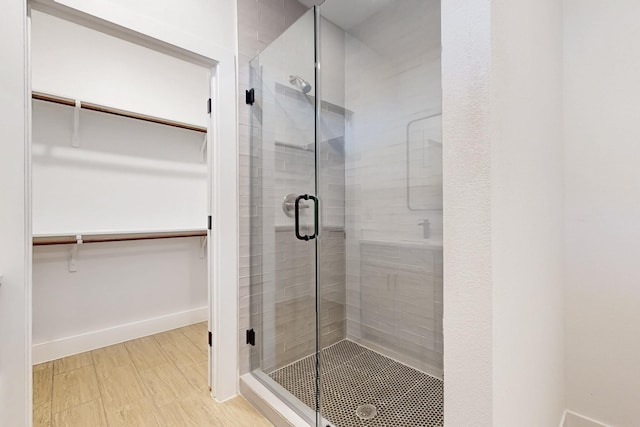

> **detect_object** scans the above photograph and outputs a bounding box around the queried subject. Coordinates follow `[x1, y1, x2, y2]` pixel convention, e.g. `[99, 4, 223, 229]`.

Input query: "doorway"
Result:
[29, 6, 215, 425]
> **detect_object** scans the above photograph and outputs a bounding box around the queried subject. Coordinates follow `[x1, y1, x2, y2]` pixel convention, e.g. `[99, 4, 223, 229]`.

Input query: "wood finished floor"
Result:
[33, 322, 273, 427]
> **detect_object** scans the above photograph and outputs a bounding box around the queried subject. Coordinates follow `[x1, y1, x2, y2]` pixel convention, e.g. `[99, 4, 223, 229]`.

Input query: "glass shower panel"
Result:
[317, 1, 444, 426]
[248, 8, 319, 425]
[247, 2, 443, 426]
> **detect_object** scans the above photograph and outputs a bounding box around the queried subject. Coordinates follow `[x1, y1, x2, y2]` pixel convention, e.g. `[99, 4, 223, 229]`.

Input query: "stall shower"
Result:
[247, 1, 443, 425]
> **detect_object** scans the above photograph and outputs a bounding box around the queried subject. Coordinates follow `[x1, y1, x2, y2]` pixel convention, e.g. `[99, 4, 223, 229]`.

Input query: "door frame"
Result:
[13, 3, 240, 424]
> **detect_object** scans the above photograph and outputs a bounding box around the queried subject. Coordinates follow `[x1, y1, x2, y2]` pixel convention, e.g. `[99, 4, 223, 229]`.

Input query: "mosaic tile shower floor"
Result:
[269, 340, 443, 427]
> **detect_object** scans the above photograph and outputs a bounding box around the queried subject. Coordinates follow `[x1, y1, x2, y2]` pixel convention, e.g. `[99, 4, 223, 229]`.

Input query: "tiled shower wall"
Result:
[238, 0, 347, 375]
[237, 0, 309, 375]
[343, 1, 444, 377]
[247, 22, 347, 371]
[238, 0, 443, 379]
[258, 135, 347, 372]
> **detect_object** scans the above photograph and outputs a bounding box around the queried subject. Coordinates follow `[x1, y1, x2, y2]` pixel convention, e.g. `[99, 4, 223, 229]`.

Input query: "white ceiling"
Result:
[298, 0, 394, 31]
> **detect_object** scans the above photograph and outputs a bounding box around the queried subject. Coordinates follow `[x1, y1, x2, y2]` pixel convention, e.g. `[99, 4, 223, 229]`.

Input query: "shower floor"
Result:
[269, 340, 443, 427]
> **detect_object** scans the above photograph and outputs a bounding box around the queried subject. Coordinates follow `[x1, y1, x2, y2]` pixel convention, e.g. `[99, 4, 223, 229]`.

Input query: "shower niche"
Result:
[247, 1, 443, 426]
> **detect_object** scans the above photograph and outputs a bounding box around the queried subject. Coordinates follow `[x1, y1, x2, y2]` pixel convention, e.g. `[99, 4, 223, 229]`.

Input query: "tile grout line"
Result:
[270, 340, 443, 427]
[50, 364, 98, 418]
[175, 328, 209, 398]
[146, 327, 207, 417]
[90, 361, 110, 427]
[180, 326, 210, 394]
[38, 328, 267, 427]
[180, 322, 209, 353]
[48, 363, 54, 426]
[271, 341, 367, 381]
[151, 329, 193, 383]
[344, 338, 443, 381]
[121, 336, 166, 425]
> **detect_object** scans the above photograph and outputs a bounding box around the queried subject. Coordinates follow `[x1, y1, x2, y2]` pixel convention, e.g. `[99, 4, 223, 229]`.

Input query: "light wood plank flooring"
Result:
[33, 322, 272, 427]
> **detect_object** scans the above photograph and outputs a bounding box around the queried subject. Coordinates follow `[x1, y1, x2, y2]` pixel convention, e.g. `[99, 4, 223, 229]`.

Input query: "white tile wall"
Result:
[341, 0, 444, 377]
[239, 0, 443, 378]
[237, 0, 309, 375]
[247, 25, 348, 371]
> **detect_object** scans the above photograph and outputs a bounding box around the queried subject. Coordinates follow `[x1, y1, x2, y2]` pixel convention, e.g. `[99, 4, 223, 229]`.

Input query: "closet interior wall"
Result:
[31, 10, 210, 363]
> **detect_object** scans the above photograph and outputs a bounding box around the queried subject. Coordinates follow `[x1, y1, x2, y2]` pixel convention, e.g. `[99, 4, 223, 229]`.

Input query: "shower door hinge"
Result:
[207, 98, 212, 114]
[245, 88, 255, 105]
[207, 215, 212, 230]
[208, 331, 212, 347]
[246, 328, 255, 346]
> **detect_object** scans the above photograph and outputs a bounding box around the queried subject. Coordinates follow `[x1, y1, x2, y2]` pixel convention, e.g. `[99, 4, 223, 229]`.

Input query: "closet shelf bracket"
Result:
[71, 99, 81, 147]
[69, 234, 83, 272]
[200, 135, 207, 163]
[200, 236, 207, 259]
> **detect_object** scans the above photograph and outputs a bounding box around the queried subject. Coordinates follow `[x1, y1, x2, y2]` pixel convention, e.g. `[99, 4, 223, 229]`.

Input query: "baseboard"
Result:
[32, 306, 207, 364]
[562, 410, 610, 427]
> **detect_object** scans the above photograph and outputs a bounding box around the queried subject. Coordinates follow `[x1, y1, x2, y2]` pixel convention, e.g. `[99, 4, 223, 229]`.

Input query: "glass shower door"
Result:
[248, 2, 443, 426]
[248, 8, 320, 425]
[316, 1, 444, 426]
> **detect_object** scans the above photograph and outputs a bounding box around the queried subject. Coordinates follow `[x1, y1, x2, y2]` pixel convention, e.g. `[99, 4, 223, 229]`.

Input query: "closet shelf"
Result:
[32, 91, 208, 134]
[33, 229, 207, 246]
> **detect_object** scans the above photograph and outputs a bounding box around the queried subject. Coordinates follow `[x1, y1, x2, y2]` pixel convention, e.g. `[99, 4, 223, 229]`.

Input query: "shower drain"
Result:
[355, 404, 377, 420]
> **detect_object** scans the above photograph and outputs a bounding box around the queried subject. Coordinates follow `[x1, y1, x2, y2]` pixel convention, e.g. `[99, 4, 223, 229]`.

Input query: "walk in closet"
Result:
[30, 9, 212, 419]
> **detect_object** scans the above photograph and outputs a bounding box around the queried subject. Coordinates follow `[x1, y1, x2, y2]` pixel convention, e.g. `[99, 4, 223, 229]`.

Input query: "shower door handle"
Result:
[295, 194, 318, 241]
[308, 195, 318, 240]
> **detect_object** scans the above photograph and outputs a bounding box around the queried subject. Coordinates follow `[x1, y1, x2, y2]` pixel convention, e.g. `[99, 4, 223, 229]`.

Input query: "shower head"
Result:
[288, 75, 312, 94]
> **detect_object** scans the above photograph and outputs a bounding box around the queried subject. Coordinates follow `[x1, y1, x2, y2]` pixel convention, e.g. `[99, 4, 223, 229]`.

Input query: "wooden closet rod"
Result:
[33, 230, 207, 246]
[32, 91, 208, 133]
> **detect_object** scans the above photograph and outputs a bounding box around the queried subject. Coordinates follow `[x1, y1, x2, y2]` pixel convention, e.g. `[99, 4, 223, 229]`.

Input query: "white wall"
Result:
[74, 0, 241, 403]
[32, 101, 208, 234]
[29, 11, 209, 363]
[564, 1, 640, 425]
[32, 238, 207, 363]
[31, 10, 210, 128]
[442, 1, 493, 424]
[39, 0, 237, 62]
[490, 0, 565, 425]
[27, 0, 240, 402]
[443, 0, 564, 425]
[0, 0, 30, 425]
